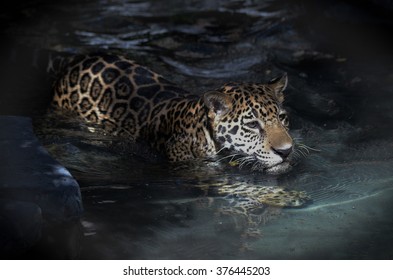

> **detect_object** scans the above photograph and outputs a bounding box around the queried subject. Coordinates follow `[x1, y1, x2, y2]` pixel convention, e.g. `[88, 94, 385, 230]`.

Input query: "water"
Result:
[2, 0, 393, 259]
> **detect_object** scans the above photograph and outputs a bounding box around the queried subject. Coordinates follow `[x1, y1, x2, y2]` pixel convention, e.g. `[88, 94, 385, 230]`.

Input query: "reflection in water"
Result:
[4, 0, 393, 258]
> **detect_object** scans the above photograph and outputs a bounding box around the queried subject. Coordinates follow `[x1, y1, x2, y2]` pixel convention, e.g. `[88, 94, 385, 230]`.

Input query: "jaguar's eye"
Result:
[278, 113, 286, 121]
[245, 121, 259, 129]
[279, 113, 289, 126]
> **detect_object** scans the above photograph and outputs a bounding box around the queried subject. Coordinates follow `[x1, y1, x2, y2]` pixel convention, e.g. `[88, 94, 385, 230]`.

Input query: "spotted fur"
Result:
[51, 53, 293, 173]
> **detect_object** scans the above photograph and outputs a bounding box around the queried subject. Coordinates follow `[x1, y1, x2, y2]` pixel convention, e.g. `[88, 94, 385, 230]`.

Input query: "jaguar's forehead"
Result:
[219, 83, 281, 121]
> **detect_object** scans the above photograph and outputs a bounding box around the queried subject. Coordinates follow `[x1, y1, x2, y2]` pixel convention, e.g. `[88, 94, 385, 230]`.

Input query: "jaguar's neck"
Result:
[145, 97, 218, 160]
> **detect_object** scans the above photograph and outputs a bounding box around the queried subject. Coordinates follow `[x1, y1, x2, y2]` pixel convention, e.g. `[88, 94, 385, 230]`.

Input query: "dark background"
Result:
[1, 0, 393, 259]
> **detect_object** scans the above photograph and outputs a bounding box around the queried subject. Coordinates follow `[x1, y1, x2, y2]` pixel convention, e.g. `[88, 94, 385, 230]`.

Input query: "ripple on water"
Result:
[288, 127, 393, 207]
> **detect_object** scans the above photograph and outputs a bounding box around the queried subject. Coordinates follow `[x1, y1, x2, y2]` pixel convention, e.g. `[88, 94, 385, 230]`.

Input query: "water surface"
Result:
[2, 0, 393, 259]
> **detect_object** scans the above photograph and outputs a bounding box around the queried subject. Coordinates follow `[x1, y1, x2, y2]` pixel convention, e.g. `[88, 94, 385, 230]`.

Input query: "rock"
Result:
[0, 200, 42, 258]
[0, 116, 83, 257]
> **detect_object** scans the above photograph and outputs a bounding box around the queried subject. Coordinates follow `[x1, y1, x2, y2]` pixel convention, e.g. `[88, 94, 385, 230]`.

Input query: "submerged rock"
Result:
[0, 200, 42, 258]
[0, 116, 83, 258]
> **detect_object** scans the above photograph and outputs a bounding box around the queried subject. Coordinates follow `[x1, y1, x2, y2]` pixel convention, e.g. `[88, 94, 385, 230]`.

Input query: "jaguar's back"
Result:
[52, 53, 190, 139]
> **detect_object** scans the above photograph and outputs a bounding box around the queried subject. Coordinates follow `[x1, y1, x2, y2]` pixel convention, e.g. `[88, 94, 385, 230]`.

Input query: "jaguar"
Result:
[49, 53, 294, 174]
[45, 53, 310, 238]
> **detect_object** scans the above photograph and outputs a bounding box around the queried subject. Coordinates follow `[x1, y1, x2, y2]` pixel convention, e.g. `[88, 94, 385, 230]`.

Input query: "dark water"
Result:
[1, 0, 393, 259]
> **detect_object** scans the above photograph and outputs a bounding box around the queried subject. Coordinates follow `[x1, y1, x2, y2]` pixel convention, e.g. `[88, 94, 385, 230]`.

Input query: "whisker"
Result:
[251, 161, 263, 171]
[295, 142, 321, 152]
[298, 146, 310, 155]
[298, 149, 308, 158]
[292, 138, 321, 161]
[216, 153, 241, 163]
[238, 157, 255, 169]
[214, 146, 227, 155]
[292, 137, 303, 141]
[231, 155, 249, 165]
[216, 155, 236, 162]
[300, 144, 321, 152]
[292, 150, 301, 160]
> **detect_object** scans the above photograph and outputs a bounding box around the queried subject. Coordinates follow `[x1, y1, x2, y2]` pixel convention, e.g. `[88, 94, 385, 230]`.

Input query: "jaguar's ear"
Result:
[267, 73, 288, 103]
[203, 91, 232, 121]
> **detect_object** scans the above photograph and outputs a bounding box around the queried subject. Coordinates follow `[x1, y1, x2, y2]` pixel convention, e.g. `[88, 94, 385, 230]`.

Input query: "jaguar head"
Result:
[204, 74, 293, 174]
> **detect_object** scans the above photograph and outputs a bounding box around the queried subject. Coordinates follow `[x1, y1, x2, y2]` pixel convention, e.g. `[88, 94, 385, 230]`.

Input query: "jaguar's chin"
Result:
[264, 161, 292, 175]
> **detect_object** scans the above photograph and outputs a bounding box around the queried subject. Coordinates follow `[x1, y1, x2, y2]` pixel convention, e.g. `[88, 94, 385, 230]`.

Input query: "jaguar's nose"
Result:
[272, 145, 293, 159]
